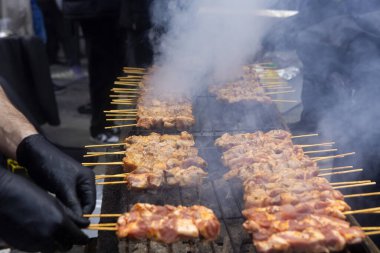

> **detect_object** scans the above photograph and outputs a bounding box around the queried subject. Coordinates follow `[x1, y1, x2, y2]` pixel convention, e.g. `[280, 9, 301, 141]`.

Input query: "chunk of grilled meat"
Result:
[116, 203, 220, 243]
[209, 79, 272, 104]
[136, 97, 195, 130]
[243, 177, 343, 208]
[242, 200, 351, 221]
[122, 132, 207, 189]
[253, 226, 364, 253]
[215, 130, 292, 151]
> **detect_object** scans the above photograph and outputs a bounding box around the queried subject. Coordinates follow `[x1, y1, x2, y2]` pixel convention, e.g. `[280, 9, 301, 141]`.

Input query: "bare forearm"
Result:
[0, 86, 37, 159]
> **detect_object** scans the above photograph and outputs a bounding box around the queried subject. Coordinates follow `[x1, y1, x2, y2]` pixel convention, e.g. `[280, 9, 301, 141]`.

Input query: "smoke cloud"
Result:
[149, 0, 275, 95]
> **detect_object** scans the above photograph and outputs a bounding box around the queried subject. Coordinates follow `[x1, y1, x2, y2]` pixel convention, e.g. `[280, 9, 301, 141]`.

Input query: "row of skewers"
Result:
[105, 64, 297, 130]
[83, 129, 380, 249]
[83, 65, 380, 251]
[215, 129, 380, 252]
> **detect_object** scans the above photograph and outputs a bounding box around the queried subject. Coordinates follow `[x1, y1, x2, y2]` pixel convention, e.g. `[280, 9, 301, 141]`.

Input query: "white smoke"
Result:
[149, 0, 274, 95]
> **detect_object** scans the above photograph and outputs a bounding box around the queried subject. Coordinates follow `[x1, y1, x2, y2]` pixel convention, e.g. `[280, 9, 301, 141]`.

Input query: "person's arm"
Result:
[0, 84, 96, 225]
[0, 85, 37, 159]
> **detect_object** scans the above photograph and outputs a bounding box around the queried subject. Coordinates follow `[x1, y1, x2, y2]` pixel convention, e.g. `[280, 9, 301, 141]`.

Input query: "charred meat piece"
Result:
[121, 132, 207, 189]
[116, 203, 220, 243]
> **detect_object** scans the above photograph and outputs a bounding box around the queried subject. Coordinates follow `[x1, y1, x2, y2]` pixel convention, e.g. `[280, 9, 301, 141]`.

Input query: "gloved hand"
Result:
[0, 169, 89, 252]
[16, 134, 96, 227]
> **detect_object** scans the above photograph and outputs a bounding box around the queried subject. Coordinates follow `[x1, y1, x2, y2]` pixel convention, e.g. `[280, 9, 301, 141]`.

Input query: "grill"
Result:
[96, 92, 380, 253]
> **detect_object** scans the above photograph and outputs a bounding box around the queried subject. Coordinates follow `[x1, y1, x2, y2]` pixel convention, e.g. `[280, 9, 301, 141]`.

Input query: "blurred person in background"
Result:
[38, 0, 85, 80]
[121, 0, 154, 68]
[0, 84, 96, 251]
[63, 0, 127, 143]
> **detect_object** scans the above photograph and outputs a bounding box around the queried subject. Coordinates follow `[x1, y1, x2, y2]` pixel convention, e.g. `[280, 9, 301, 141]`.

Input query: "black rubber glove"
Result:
[0, 169, 89, 252]
[16, 134, 96, 227]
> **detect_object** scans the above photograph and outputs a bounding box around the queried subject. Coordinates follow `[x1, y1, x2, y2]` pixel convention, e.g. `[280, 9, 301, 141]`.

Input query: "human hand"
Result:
[0, 169, 89, 252]
[16, 134, 96, 226]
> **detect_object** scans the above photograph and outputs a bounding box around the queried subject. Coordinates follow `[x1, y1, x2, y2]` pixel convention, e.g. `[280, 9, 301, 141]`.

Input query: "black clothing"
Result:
[121, 0, 153, 67]
[79, 17, 126, 136]
[38, 0, 81, 66]
[0, 37, 59, 127]
[16, 134, 96, 225]
[63, 0, 120, 19]
[0, 167, 88, 252]
[62, 0, 126, 136]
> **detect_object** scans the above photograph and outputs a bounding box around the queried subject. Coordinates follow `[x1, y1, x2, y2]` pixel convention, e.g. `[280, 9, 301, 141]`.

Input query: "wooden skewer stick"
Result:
[333, 182, 376, 190]
[118, 74, 143, 77]
[105, 113, 137, 116]
[261, 83, 287, 86]
[104, 112, 137, 115]
[111, 99, 138, 103]
[96, 174, 127, 180]
[304, 149, 337, 154]
[85, 227, 117, 231]
[319, 168, 363, 177]
[105, 114, 137, 117]
[96, 181, 127, 185]
[104, 109, 137, 112]
[105, 124, 137, 129]
[88, 223, 117, 227]
[116, 78, 142, 82]
[298, 142, 335, 148]
[112, 90, 141, 94]
[344, 206, 380, 215]
[331, 180, 372, 186]
[365, 231, 380, 236]
[106, 118, 136, 121]
[105, 109, 137, 112]
[291, 133, 318, 139]
[106, 114, 136, 117]
[122, 69, 146, 73]
[313, 152, 355, 162]
[261, 77, 280, 80]
[111, 102, 137, 105]
[259, 72, 280, 76]
[84, 154, 121, 158]
[114, 80, 140, 83]
[112, 98, 137, 101]
[345, 191, 380, 198]
[85, 143, 125, 148]
[266, 90, 296, 95]
[84, 151, 125, 158]
[106, 115, 136, 118]
[113, 83, 140, 87]
[84, 214, 121, 218]
[123, 71, 146, 75]
[264, 86, 292, 90]
[110, 94, 139, 98]
[362, 227, 380, 231]
[272, 99, 298, 103]
[319, 165, 353, 172]
[111, 88, 140, 92]
[118, 76, 142, 80]
[82, 162, 124, 166]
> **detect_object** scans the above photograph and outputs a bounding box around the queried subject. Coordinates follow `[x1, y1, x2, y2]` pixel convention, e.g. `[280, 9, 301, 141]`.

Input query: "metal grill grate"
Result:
[97, 94, 380, 253]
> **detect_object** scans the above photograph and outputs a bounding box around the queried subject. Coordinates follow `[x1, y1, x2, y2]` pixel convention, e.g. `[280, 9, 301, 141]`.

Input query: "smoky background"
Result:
[148, 0, 280, 96]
